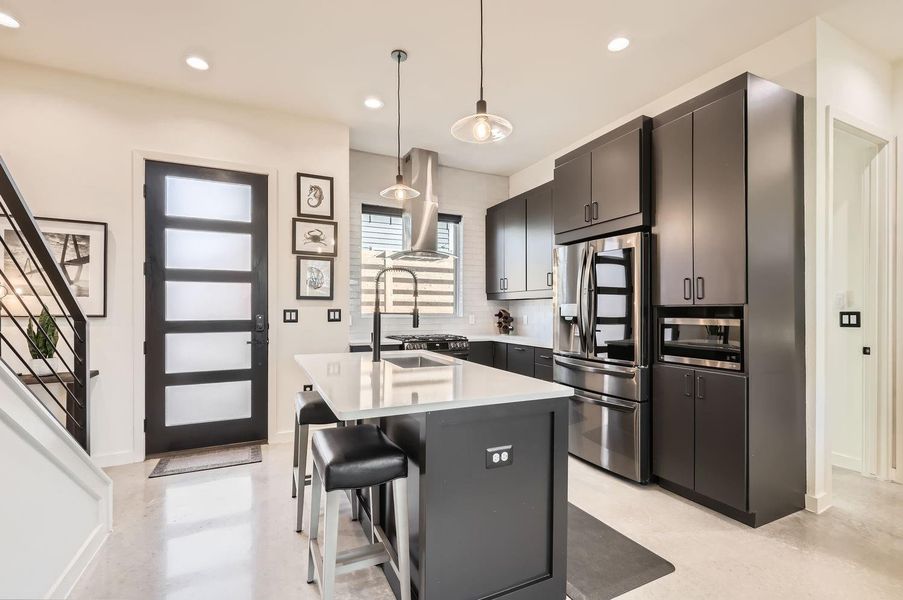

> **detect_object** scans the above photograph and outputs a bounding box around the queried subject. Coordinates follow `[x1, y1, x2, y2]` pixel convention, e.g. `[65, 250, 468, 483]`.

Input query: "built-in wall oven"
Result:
[553, 231, 650, 483]
[659, 316, 743, 371]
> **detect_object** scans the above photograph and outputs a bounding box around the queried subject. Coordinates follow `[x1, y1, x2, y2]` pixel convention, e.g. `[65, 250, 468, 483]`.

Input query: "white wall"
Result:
[348, 150, 509, 340]
[0, 362, 112, 599]
[895, 61, 903, 482]
[810, 20, 897, 510]
[0, 58, 351, 466]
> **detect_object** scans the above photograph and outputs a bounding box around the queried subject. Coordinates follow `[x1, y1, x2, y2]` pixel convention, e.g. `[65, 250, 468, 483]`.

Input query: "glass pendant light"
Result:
[451, 0, 513, 143]
[380, 50, 420, 201]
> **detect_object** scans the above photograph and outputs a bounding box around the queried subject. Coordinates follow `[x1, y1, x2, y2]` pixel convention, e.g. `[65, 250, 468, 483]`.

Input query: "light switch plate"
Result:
[327, 309, 341, 322]
[283, 309, 299, 323]
[485, 445, 513, 469]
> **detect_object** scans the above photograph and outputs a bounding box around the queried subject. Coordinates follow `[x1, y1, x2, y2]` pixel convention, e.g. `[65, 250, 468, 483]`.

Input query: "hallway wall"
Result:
[0, 58, 351, 465]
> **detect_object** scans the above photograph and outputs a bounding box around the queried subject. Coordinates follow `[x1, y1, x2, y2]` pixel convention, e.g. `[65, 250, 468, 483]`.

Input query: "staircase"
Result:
[0, 156, 111, 598]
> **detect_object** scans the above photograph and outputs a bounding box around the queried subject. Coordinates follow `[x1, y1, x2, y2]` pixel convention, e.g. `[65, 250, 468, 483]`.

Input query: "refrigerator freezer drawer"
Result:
[568, 392, 649, 483]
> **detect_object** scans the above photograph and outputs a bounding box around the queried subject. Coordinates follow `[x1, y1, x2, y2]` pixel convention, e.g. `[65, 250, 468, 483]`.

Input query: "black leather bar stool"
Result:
[307, 424, 411, 600]
[293, 391, 340, 532]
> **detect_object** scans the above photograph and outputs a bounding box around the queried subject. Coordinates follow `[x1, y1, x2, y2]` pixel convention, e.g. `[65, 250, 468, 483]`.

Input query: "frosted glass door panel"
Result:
[595, 262, 627, 288]
[166, 281, 251, 321]
[165, 380, 252, 426]
[165, 332, 252, 374]
[165, 229, 252, 271]
[165, 176, 252, 222]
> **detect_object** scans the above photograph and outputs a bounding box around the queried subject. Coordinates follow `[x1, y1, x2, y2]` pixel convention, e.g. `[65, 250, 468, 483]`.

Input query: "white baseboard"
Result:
[805, 491, 832, 514]
[92, 449, 141, 468]
[46, 521, 110, 599]
[831, 451, 862, 472]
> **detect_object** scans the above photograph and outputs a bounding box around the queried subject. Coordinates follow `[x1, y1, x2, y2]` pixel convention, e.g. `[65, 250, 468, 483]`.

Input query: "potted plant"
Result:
[27, 308, 59, 376]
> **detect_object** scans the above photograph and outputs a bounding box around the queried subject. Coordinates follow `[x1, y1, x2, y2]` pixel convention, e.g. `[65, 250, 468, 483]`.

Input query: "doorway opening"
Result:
[144, 160, 269, 455]
[826, 110, 899, 495]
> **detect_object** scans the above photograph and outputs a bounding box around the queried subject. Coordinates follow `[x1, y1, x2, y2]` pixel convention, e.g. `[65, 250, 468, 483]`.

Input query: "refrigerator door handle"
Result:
[554, 355, 636, 379]
[576, 245, 587, 353]
[586, 245, 597, 357]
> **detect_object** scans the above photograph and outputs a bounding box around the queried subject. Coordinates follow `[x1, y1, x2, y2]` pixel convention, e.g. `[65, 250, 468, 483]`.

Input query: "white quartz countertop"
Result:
[295, 350, 572, 420]
[348, 333, 552, 349]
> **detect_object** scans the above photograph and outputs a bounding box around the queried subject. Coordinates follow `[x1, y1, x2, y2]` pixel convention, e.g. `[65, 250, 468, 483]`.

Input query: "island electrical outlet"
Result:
[486, 445, 513, 469]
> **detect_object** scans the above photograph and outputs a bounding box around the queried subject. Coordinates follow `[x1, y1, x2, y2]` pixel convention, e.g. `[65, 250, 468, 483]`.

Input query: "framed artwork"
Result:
[297, 173, 334, 220]
[0, 217, 108, 317]
[296, 256, 334, 300]
[292, 218, 337, 257]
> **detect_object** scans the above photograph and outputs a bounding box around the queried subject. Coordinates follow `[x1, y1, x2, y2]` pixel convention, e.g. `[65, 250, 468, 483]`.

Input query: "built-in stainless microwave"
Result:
[658, 317, 743, 371]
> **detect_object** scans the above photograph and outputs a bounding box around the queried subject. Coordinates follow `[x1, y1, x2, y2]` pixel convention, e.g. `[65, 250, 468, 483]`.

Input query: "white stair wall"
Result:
[0, 361, 112, 599]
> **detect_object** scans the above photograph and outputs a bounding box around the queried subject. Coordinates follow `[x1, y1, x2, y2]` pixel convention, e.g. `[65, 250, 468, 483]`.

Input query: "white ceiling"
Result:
[0, 0, 874, 175]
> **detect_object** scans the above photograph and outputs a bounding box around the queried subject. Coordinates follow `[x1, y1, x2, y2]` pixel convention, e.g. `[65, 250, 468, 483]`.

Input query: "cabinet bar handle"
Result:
[696, 277, 705, 300]
[584, 204, 591, 222]
[683, 278, 692, 301]
[683, 373, 692, 397]
[512, 347, 526, 352]
[592, 201, 599, 221]
[547, 272, 553, 287]
[539, 354, 552, 360]
[696, 375, 705, 399]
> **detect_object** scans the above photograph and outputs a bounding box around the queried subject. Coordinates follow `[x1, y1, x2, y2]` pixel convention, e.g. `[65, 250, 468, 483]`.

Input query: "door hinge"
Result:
[143, 184, 147, 198]
[143, 262, 148, 276]
[143, 418, 147, 432]
[143, 341, 147, 355]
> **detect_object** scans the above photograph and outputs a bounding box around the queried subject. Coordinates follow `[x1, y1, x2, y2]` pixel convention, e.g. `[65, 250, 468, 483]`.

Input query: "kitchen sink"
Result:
[383, 356, 454, 369]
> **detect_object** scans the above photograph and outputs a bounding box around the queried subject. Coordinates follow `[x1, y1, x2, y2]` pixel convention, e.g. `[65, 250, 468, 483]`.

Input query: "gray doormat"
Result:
[149, 445, 262, 478]
[567, 503, 675, 600]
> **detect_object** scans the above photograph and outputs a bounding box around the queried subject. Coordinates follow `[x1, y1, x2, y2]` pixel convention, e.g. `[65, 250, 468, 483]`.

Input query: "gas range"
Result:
[386, 334, 470, 353]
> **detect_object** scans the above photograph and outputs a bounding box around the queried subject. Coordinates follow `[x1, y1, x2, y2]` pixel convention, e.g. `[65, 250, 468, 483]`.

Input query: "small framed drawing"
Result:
[297, 173, 334, 220]
[296, 256, 334, 300]
[0, 217, 108, 317]
[292, 218, 337, 257]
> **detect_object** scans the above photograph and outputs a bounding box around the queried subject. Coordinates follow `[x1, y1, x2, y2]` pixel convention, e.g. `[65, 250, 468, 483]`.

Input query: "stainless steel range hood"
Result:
[390, 148, 455, 261]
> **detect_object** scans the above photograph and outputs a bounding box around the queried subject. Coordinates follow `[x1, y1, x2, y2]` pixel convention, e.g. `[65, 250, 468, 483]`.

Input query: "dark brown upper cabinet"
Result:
[653, 84, 747, 306]
[526, 183, 553, 291]
[486, 183, 553, 300]
[553, 116, 651, 245]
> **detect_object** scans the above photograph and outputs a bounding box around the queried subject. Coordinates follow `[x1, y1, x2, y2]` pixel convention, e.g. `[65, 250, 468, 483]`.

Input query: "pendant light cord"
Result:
[479, 0, 484, 101]
[396, 53, 402, 178]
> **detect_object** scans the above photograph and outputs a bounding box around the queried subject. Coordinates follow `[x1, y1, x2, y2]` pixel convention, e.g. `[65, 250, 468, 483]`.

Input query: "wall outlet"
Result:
[302, 384, 314, 392]
[485, 445, 513, 469]
[468, 313, 475, 325]
[327, 309, 342, 322]
[283, 309, 299, 323]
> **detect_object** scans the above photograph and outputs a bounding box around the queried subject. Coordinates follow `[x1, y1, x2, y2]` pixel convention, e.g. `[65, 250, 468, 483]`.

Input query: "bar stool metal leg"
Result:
[295, 423, 310, 532]
[292, 414, 301, 498]
[320, 491, 341, 600]
[307, 467, 322, 584]
[393, 477, 411, 600]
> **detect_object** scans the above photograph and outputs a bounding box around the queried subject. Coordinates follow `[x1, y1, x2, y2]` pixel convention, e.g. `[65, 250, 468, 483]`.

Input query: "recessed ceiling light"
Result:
[364, 96, 384, 109]
[185, 55, 210, 71]
[0, 12, 21, 29]
[607, 37, 630, 52]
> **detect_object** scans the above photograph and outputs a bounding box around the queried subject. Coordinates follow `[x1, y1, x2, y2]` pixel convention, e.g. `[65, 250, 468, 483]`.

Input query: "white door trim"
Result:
[130, 150, 279, 462]
[823, 107, 898, 493]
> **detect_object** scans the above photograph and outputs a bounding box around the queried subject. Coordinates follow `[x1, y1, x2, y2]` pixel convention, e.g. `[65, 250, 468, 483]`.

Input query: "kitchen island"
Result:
[295, 350, 573, 600]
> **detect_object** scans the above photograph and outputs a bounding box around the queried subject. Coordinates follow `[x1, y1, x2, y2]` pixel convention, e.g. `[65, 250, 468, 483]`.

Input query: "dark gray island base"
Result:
[354, 396, 569, 600]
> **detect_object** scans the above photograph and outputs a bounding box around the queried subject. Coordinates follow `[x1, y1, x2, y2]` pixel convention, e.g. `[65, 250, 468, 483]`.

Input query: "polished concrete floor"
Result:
[71, 443, 903, 599]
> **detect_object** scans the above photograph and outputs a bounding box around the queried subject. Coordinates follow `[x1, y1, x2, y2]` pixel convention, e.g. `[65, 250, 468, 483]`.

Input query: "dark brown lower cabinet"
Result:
[652, 365, 695, 489]
[468, 341, 494, 366]
[507, 344, 534, 376]
[653, 364, 748, 512]
[694, 370, 747, 511]
[492, 342, 508, 370]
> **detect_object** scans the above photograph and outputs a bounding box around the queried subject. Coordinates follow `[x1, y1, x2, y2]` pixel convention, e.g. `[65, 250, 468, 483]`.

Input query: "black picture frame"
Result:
[296, 256, 334, 300]
[292, 218, 337, 257]
[0, 216, 108, 317]
[296, 172, 334, 220]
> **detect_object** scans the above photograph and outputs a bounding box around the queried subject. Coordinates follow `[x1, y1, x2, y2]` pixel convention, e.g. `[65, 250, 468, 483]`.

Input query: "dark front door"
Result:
[144, 160, 268, 455]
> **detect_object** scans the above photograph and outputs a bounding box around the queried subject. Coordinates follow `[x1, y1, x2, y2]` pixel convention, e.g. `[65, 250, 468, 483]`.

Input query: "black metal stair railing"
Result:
[0, 156, 90, 452]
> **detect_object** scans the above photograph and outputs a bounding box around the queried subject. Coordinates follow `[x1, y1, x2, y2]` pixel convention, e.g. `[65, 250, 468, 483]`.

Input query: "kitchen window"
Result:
[360, 204, 461, 315]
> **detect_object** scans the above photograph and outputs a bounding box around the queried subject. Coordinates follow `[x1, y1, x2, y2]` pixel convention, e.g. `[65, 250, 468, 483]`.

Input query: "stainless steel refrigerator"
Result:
[552, 231, 650, 482]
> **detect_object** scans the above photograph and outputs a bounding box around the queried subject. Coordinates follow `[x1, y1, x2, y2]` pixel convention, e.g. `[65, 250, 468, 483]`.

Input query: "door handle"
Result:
[547, 272, 552, 287]
[683, 372, 692, 397]
[696, 277, 705, 300]
[683, 278, 692, 301]
[499, 277, 503, 291]
[512, 347, 526, 352]
[696, 375, 705, 399]
[592, 201, 599, 221]
[503, 277, 508, 290]
[584, 204, 591, 223]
